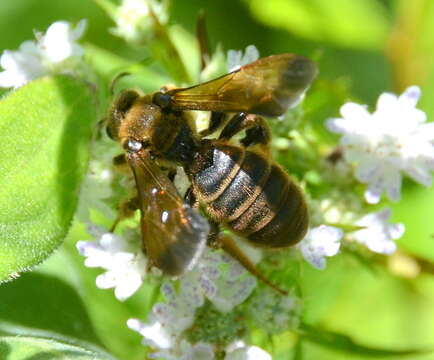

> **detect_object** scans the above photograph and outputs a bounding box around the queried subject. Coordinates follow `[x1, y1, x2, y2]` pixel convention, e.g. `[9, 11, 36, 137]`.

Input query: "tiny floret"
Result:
[127, 282, 204, 355]
[225, 343, 272, 360]
[0, 20, 87, 88]
[327, 86, 434, 204]
[350, 208, 404, 255]
[247, 289, 301, 334]
[227, 45, 259, 72]
[180, 248, 257, 313]
[298, 225, 343, 270]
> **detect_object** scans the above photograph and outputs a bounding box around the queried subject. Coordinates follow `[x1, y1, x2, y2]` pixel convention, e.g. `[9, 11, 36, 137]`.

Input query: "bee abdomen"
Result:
[195, 145, 271, 222]
[209, 150, 271, 222]
[193, 143, 308, 248]
[193, 145, 245, 203]
[229, 164, 308, 248]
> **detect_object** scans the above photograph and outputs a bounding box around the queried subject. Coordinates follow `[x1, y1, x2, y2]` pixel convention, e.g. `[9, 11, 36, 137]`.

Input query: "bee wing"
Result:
[168, 54, 318, 116]
[127, 150, 209, 276]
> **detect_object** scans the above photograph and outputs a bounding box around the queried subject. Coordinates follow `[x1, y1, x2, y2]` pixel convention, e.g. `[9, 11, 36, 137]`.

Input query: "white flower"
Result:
[76, 225, 147, 301]
[180, 248, 257, 313]
[111, 0, 168, 44]
[350, 208, 404, 255]
[227, 45, 259, 72]
[225, 344, 271, 360]
[0, 20, 86, 88]
[38, 20, 86, 63]
[327, 86, 434, 204]
[298, 225, 343, 270]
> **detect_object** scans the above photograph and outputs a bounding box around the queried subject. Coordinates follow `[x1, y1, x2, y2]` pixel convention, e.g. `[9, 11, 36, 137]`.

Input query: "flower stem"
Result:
[148, 7, 191, 84]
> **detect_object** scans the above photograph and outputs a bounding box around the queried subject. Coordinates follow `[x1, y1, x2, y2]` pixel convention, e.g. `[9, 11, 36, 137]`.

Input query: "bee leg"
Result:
[204, 219, 288, 295]
[199, 111, 226, 137]
[110, 196, 139, 232]
[219, 113, 271, 148]
[217, 234, 288, 295]
[168, 169, 177, 182]
[206, 220, 221, 248]
[185, 187, 201, 210]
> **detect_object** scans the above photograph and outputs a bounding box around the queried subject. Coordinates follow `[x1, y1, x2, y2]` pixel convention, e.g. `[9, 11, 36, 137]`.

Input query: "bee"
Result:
[106, 54, 317, 294]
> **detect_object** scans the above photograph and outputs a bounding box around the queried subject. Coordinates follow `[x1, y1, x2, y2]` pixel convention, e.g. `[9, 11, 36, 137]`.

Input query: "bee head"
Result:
[106, 90, 140, 141]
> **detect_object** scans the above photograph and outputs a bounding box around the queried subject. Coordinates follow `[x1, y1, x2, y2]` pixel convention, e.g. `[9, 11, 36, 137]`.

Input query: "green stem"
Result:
[148, 7, 191, 84]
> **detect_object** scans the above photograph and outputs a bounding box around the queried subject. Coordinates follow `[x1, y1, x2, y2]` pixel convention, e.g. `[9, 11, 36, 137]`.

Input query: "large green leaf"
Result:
[0, 272, 101, 345]
[0, 336, 115, 360]
[0, 76, 96, 282]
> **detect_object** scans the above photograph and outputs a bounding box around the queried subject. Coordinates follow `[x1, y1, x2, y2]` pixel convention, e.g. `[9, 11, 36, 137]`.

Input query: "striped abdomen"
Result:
[192, 143, 308, 247]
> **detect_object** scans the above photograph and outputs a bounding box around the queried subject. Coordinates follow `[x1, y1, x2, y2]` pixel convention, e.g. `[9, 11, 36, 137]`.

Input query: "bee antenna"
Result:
[110, 72, 131, 96]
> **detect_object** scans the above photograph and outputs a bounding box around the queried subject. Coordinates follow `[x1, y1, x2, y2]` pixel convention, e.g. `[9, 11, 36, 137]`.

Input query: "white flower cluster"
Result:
[77, 228, 266, 358]
[110, 0, 168, 44]
[327, 86, 434, 204]
[124, 249, 269, 359]
[298, 86, 429, 270]
[0, 20, 86, 88]
[299, 208, 405, 270]
[128, 290, 271, 360]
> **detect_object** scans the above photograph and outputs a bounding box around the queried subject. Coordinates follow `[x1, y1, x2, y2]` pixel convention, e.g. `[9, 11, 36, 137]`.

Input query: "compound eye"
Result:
[153, 92, 172, 109]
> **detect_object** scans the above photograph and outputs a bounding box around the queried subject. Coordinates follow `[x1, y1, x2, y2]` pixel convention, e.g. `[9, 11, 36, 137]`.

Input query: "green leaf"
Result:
[0, 335, 115, 360]
[0, 272, 101, 345]
[300, 323, 431, 357]
[245, 0, 390, 50]
[0, 76, 97, 282]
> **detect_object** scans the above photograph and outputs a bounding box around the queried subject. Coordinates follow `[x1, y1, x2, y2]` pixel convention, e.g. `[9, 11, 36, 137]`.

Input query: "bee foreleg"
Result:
[110, 196, 139, 232]
[112, 153, 130, 173]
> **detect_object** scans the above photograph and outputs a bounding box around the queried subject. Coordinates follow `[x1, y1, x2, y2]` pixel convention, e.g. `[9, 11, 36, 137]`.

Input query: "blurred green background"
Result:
[1, 0, 434, 359]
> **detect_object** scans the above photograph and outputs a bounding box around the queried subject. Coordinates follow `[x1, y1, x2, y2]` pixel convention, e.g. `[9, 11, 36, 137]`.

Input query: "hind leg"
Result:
[206, 219, 288, 295]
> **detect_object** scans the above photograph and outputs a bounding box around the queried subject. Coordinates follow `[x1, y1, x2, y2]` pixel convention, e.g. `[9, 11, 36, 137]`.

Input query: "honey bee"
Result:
[107, 54, 317, 294]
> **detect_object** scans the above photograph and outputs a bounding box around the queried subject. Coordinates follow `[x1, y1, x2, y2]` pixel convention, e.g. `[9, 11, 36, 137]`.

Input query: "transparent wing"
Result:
[168, 54, 318, 116]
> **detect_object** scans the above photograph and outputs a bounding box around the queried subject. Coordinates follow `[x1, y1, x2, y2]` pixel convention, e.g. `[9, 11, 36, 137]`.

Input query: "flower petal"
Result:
[399, 85, 421, 107]
[299, 225, 342, 270]
[340, 102, 370, 121]
[376, 92, 398, 111]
